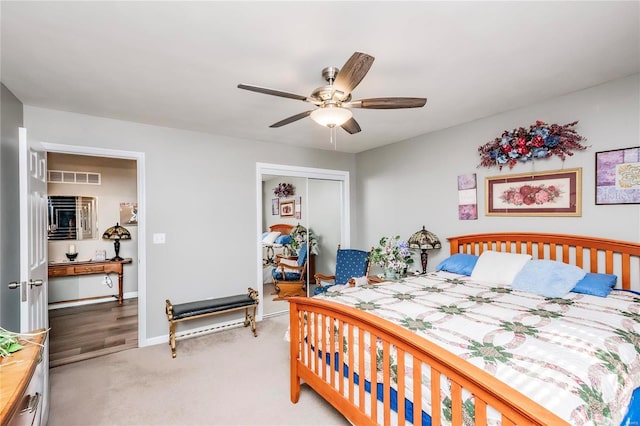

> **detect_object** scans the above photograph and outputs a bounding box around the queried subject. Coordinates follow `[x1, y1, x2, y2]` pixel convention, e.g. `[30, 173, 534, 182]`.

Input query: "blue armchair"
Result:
[313, 245, 371, 295]
[272, 243, 308, 300]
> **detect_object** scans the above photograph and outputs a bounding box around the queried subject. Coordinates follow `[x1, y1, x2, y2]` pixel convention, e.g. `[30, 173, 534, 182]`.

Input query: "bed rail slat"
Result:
[383, 340, 391, 426]
[397, 348, 406, 426]
[370, 332, 377, 422]
[359, 329, 365, 411]
[414, 357, 423, 426]
[451, 381, 463, 425]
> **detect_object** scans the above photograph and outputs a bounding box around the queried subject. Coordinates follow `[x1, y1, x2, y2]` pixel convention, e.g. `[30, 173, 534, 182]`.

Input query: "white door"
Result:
[18, 127, 49, 424]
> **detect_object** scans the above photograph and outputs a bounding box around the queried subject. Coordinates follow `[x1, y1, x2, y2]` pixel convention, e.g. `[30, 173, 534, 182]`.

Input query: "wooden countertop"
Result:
[0, 329, 46, 424]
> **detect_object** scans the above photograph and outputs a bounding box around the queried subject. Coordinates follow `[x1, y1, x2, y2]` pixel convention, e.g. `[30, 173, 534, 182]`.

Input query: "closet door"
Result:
[307, 179, 342, 296]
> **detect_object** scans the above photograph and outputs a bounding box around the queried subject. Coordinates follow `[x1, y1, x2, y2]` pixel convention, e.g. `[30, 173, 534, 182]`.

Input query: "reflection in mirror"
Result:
[48, 196, 98, 240]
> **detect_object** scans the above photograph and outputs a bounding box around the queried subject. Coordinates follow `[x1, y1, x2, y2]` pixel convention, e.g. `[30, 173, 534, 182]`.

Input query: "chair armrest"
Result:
[314, 273, 335, 286]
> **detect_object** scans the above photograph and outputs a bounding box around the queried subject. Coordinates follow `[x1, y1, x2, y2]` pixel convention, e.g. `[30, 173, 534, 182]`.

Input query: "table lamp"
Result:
[408, 226, 441, 274]
[102, 222, 131, 261]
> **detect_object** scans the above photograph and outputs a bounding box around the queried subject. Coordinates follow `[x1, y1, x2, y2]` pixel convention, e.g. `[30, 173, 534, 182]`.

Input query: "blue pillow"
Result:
[512, 260, 586, 298]
[436, 254, 479, 276]
[275, 234, 292, 245]
[571, 273, 617, 297]
[261, 232, 269, 239]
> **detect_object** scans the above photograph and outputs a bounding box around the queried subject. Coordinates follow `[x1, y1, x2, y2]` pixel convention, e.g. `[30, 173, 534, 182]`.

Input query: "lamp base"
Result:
[420, 249, 429, 275]
[110, 256, 125, 262]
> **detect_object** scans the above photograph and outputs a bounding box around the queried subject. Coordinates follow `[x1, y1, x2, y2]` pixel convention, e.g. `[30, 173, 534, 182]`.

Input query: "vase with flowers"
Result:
[369, 235, 414, 280]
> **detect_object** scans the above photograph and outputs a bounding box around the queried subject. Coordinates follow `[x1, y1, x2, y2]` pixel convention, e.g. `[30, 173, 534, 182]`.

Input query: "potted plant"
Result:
[369, 235, 413, 280]
[289, 224, 319, 256]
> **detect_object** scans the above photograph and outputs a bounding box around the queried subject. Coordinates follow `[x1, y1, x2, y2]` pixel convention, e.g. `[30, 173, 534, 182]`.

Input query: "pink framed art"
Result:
[485, 168, 581, 216]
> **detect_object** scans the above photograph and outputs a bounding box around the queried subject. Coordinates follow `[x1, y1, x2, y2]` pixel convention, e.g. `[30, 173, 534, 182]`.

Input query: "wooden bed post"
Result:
[289, 300, 301, 403]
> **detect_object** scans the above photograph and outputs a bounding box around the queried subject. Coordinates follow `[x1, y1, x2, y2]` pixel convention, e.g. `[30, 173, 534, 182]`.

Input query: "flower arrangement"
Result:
[369, 235, 414, 273]
[478, 120, 587, 170]
[289, 225, 319, 255]
[273, 182, 295, 198]
[500, 184, 561, 206]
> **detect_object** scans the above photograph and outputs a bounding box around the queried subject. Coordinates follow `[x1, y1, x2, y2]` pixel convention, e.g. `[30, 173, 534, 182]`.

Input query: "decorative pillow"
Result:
[571, 272, 617, 297]
[262, 231, 281, 245]
[470, 251, 532, 285]
[512, 260, 586, 298]
[351, 276, 369, 287]
[274, 234, 292, 245]
[278, 258, 300, 273]
[436, 254, 479, 276]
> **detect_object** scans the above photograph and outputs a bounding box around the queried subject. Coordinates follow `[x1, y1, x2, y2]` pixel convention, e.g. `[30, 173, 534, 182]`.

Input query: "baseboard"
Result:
[48, 291, 139, 310]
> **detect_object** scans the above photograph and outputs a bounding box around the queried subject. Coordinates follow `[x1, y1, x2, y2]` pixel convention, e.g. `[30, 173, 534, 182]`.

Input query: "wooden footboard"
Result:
[288, 297, 567, 426]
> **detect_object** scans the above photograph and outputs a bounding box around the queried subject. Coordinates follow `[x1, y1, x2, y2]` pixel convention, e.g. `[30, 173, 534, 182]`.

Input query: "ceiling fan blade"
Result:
[332, 52, 375, 98]
[348, 97, 427, 109]
[341, 117, 361, 134]
[238, 83, 309, 102]
[269, 110, 314, 128]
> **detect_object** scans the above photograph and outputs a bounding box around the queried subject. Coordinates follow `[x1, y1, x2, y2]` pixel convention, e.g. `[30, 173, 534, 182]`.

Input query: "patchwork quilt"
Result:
[313, 272, 640, 425]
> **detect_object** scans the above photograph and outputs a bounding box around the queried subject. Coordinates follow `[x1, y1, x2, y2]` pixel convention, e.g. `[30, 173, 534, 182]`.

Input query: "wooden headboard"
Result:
[448, 232, 640, 290]
[269, 223, 294, 235]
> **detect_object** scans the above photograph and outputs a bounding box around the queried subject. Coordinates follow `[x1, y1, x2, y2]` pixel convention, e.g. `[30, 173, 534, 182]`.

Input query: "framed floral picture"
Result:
[271, 198, 279, 215]
[486, 168, 581, 216]
[279, 200, 295, 217]
[595, 147, 640, 205]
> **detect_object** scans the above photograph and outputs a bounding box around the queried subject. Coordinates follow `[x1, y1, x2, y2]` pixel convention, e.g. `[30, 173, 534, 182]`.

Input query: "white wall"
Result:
[23, 106, 357, 339]
[354, 74, 640, 273]
[262, 176, 306, 231]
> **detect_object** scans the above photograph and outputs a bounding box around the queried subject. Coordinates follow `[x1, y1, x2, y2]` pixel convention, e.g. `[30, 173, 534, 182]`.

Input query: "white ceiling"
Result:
[1, 1, 638, 154]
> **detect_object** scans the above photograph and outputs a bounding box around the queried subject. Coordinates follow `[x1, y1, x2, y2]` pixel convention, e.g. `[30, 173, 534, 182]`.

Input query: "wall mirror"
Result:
[48, 196, 98, 240]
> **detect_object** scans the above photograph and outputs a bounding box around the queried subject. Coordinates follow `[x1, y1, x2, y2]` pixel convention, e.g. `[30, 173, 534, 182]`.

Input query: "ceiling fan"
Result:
[237, 52, 427, 135]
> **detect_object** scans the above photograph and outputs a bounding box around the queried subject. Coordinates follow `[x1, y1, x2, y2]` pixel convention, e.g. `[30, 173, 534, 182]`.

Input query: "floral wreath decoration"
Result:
[273, 182, 295, 198]
[477, 120, 588, 170]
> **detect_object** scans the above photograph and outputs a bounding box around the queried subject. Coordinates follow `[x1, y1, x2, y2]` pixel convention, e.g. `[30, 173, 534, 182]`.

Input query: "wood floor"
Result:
[48, 298, 138, 368]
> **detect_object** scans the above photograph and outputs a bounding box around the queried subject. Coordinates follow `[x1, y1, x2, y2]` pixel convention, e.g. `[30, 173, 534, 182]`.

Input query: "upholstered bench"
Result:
[165, 288, 259, 358]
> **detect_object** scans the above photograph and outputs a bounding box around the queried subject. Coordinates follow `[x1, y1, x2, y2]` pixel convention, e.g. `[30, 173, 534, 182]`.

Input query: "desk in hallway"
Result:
[48, 258, 133, 305]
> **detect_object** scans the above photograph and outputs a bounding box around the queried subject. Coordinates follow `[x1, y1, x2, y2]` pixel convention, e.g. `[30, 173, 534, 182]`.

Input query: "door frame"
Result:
[256, 162, 350, 320]
[41, 142, 148, 346]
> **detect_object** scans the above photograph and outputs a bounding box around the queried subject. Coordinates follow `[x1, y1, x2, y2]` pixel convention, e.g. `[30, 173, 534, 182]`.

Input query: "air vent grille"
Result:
[48, 170, 101, 185]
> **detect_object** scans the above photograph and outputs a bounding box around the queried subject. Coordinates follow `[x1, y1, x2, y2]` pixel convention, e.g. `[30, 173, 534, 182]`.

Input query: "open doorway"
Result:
[41, 143, 146, 366]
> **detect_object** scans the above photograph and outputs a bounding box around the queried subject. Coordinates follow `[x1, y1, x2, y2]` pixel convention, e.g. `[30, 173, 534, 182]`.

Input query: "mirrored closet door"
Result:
[257, 164, 349, 318]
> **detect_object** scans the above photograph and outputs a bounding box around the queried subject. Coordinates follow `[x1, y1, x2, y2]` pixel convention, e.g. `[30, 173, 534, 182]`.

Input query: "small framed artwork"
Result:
[119, 202, 138, 226]
[486, 168, 582, 216]
[271, 198, 279, 215]
[595, 147, 640, 205]
[280, 200, 295, 217]
[457, 173, 477, 220]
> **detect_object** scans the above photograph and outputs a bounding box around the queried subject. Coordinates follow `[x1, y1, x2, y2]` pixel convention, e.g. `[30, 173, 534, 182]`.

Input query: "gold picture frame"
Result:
[485, 168, 582, 216]
[279, 199, 295, 217]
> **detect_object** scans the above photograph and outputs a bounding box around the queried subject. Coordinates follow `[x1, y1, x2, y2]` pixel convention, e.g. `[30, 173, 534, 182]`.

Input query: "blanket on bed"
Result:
[313, 272, 640, 425]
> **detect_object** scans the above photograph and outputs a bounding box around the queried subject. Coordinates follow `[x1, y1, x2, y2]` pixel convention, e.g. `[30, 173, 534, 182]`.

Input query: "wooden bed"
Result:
[263, 223, 294, 266]
[288, 232, 640, 426]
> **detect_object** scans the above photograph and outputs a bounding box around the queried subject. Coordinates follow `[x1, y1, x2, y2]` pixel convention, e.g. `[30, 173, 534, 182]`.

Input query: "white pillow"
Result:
[278, 258, 300, 273]
[470, 250, 532, 285]
[262, 231, 281, 245]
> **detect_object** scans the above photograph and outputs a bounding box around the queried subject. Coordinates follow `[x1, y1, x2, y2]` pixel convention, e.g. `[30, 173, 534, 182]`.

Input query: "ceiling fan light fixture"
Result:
[310, 105, 352, 128]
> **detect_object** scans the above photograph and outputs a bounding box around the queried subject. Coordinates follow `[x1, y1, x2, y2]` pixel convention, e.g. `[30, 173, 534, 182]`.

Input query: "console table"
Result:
[48, 258, 132, 305]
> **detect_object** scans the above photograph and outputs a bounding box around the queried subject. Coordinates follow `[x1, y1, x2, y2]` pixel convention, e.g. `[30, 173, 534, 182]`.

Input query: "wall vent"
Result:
[48, 170, 101, 185]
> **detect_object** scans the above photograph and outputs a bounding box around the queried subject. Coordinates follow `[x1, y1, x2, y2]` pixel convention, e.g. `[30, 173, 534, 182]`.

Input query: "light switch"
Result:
[153, 233, 166, 244]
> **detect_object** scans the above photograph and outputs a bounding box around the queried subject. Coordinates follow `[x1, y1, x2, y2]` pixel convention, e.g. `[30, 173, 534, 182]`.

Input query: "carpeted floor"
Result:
[48, 314, 349, 425]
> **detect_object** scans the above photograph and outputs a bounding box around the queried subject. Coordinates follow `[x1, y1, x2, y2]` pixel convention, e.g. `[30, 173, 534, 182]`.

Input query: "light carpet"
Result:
[49, 314, 348, 425]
